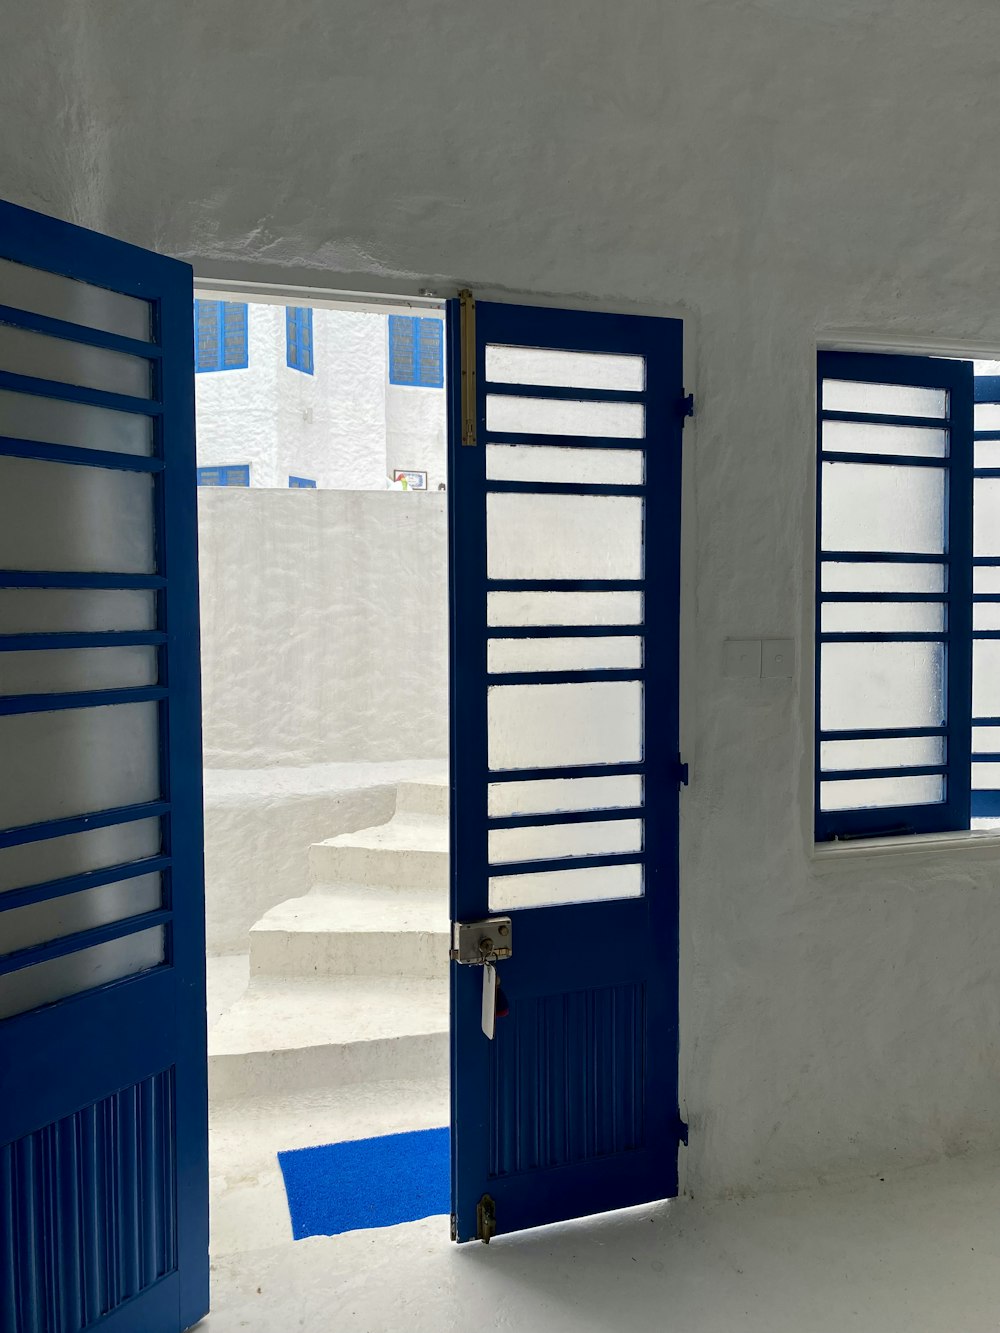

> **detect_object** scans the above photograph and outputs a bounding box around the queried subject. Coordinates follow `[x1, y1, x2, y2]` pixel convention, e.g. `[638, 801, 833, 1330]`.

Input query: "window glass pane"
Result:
[0, 259, 151, 342]
[973, 640, 1000, 718]
[0, 326, 151, 398]
[974, 603, 1000, 631]
[487, 590, 643, 627]
[820, 642, 945, 731]
[822, 420, 947, 458]
[487, 493, 643, 580]
[820, 736, 945, 771]
[972, 762, 1000, 789]
[975, 568, 1000, 594]
[485, 445, 643, 486]
[820, 775, 944, 811]
[0, 390, 153, 456]
[0, 647, 157, 696]
[975, 440, 1000, 468]
[0, 873, 162, 955]
[485, 346, 645, 391]
[0, 589, 156, 634]
[0, 818, 161, 895]
[973, 726, 1000, 753]
[823, 380, 948, 418]
[974, 478, 1000, 555]
[821, 562, 945, 593]
[488, 636, 642, 674]
[974, 403, 1000, 431]
[488, 775, 643, 817]
[821, 463, 945, 554]
[821, 602, 945, 633]
[489, 862, 642, 911]
[0, 925, 164, 1021]
[486, 395, 644, 439]
[488, 681, 643, 771]
[488, 819, 643, 865]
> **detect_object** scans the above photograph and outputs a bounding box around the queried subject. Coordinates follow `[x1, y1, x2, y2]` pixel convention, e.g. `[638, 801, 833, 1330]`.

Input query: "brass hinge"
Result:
[459, 288, 477, 446]
[476, 1192, 496, 1244]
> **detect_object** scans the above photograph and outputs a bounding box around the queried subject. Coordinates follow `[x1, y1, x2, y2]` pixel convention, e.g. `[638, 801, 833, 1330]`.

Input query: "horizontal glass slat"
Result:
[975, 440, 1000, 468]
[819, 774, 944, 812]
[0, 389, 153, 456]
[820, 736, 945, 772]
[821, 562, 945, 594]
[0, 924, 164, 1020]
[489, 862, 643, 911]
[974, 478, 1000, 555]
[486, 395, 644, 439]
[0, 872, 162, 955]
[487, 493, 643, 581]
[820, 602, 946, 634]
[487, 590, 642, 627]
[0, 818, 161, 895]
[975, 403, 1000, 431]
[821, 462, 945, 555]
[488, 818, 643, 866]
[973, 641, 1000, 717]
[488, 680, 643, 771]
[0, 646, 158, 696]
[823, 380, 948, 419]
[972, 762, 1000, 788]
[820, 641, 945, 732]
[485, 444, 643, 486]
[485, 345, 645, 392]
[487, 635, 642, 674]
[0, 588, 156, 634]
[487, 775, 643, 817]
[0, 325, 151, 398]
[822, 419, 948, 458]
[0, 259, 151, 343]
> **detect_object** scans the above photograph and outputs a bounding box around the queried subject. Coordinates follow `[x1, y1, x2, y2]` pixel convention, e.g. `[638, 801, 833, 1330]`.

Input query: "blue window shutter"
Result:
[194, 299, 220, 372]
[286, 307, 313, 374]
[972, 374, 1000, 820]
[389, 315, 417, 385]
[195, 300, 247, 372]
[288, 475, 317, 488]
[197, 464, 250, 487]
[389, 315, 443, 388]
[417, 317, 444, 387]
[222, 302, 248, 369]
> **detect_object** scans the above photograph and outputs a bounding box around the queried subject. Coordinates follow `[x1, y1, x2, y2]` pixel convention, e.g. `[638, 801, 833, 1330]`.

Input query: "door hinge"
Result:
[677, 758, 689, 788]
[678, 392, 694, 424]
[476, 1193, 497, 1244]
[459, 288, 477, 446]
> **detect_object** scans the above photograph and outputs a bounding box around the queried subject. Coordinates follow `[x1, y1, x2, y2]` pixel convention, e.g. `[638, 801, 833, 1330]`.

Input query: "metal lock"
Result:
[449, 917, 513, 964]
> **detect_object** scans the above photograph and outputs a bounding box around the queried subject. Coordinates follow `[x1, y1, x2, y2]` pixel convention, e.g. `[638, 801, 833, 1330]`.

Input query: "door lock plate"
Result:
[450, 917, 512, 964]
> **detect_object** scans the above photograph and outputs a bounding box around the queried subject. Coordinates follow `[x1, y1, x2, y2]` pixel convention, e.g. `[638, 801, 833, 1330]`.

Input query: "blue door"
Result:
[0, 203, 207, 1330]
[448, 297, 686, 1241]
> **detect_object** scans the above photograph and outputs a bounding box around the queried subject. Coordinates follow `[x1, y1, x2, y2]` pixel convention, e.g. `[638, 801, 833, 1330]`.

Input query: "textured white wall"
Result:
[6, 0, 1000, 1201]
[386, 383, 448, 492]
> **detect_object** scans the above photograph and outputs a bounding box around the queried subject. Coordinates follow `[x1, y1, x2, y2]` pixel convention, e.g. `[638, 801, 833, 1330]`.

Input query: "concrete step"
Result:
[249, 885, 450, 980]
[394, 776, 449, 819]
[308, 812, 448, 890]
[208, 975, 449, 1102]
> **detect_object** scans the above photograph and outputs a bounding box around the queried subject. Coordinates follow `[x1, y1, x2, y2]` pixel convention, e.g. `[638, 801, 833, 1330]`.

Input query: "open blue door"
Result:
[0, 203, 207, 1331]
[448, 296, 686, 1241]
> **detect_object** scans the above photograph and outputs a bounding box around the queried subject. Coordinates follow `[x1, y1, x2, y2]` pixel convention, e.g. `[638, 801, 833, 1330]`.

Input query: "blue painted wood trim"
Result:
[488, 623, 645, 638]
[487, 578, 645, 591]
[482, 381, 646, 403]
[0, 908, 172, 978]
[0, 303, 161, 360]
[0, 631, 165, 651]
[488, 806, 645, 829]
[0, 571, 166, 589]
[486, 479, 645, 496]
[0, 855, 171, 914]
[487, 668, 644, 686]
[0, 369, 160, 416]
[0, 685, 167, 716]
[0, 800, 170, 849]
[482, 429, 645, 449]
[0, 435, 164, 472]
[821, 408, 948, 429]
[487, 760, 647, 782]
[487, 850, 644, 878]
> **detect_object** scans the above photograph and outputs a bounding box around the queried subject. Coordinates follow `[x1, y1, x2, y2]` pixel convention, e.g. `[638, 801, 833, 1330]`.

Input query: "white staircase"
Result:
[209, 776, 450, 1103]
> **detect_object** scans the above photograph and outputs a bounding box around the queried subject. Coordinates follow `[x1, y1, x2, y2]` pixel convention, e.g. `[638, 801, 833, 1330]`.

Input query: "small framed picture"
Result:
[393, 469, 428, 491]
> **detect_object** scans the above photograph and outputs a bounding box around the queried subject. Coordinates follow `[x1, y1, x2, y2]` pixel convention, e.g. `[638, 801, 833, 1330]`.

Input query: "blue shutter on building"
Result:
[388, 315, 444, 387]
[286, 307, 314, 374]
[197, 465, 250, 486]
[194, 300, 248, 372]
[288, 475, 317, 488]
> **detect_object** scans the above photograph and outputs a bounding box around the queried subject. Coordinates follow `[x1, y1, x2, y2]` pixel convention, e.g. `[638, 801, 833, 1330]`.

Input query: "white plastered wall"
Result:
[5, 0, 1000, 1201]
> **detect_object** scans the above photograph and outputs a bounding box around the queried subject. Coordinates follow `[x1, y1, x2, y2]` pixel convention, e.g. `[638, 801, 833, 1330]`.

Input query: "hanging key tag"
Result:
[481, 961, 498, 1040]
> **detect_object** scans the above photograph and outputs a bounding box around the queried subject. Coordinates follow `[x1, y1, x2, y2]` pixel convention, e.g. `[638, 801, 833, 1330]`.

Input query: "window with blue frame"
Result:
[388, 315, 444, 388]
[197, 465, 250, 487]
[288, 475, 316, 488]
[814, 350, 1000, 840]
[194, 300, 249, 372]
[286, 307, 314, 374]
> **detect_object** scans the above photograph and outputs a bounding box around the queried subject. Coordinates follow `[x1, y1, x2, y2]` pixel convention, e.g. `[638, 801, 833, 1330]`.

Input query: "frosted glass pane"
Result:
[822, 463, 945, 554]
[487, 493, 642, 580]
[975, 403, 1000, 431]
[0, 873, 162, 955]
[820, 642, 944, 731]
[975, 440, 1000, 468]
[0, 647, 157, 695]
[0, 703, 159, 830]
[486, 395, 644, 439]
[974, 603, 1000, 630]
[488, 636, 642, 673]
[973, 726, 1000, 753]
[488, 590, 643, 627]
[485, 444, 643, 485]
[0, 259, 150, 341]
[490, 862, 642, 910]
[975, 568, 1000, 594]
[489, 819, 643, 865]
[0, 326, 151, 398]
[823, 380, 948, 418]
[0, 458, 154, 573]
[0, 390, 153, 456]
[974, 479, 1000, 555]
[485, 345, 645, 391]
[972, 763, 1000, 789]
[820, 775, 944, 812]
[0, 818, 161, 895]
[821, 562, 944, 593]
[0, 925, 164, 1020]
[973, 641, 1000, 717]
[821, 602, 945, 633]
[820, 736, 944, 771]
[0, 589, 156, 634]
[488, 775, 643, 817]
[822, 420, 947, 458]
[488, 681, 643, 771]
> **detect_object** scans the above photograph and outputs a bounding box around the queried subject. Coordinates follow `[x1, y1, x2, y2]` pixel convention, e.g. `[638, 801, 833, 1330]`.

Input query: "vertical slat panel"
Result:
[0, 1144, 18, 1333]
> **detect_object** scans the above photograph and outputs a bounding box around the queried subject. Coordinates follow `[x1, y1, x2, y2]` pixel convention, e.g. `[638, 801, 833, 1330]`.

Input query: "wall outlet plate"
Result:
[761, 639, 794, 678]
[723, 639, 763, 678]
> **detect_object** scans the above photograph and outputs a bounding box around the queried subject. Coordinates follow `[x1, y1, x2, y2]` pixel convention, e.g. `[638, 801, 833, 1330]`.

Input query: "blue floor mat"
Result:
[278, 1126, 450, 1239]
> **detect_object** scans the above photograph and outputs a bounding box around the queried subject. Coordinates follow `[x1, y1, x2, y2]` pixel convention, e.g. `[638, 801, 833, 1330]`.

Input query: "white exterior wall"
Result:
[386, 382, 448, 492]
[7, 0, 1000, 1203]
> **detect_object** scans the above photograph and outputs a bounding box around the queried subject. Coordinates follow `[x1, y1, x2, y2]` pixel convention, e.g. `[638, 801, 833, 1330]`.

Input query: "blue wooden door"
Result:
[0, 202, 207, 1331]
[448, 297, 685, 1242]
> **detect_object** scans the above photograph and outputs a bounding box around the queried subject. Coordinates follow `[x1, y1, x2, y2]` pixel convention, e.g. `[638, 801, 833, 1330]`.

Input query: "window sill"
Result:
[812, 827, 1000, 865]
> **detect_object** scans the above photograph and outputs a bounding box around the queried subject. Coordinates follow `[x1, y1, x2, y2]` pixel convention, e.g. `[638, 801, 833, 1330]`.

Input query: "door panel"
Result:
[449, 298, 684, 1242]
[0, 201, 206, 1332]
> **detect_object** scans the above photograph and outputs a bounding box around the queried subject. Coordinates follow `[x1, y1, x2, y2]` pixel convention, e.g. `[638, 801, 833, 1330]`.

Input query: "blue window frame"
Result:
[288, 475, 316, 488]
[194, 299, 248, 372]
[197, 464, 250, 487]
[388, 315, 444, 387]
[286, 306, 314, 374]
[971, 375, 1000, 819]
[815, 351, 974, 840]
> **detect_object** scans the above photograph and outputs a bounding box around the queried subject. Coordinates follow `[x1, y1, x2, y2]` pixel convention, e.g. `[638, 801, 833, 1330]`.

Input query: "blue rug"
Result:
[278, 1126, 450, 1239]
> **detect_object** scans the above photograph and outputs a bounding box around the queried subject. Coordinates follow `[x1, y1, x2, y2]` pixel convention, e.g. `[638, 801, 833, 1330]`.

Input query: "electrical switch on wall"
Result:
[724, 639, 794, 679]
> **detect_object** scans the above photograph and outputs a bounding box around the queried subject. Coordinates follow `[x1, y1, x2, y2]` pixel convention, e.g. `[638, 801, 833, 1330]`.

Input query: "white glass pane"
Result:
[821, 602, 945, 633]
[488, 775, 643, 817]
[973, 726, 1000, 754]
[822, 420, 948, 458]
[489, 819, 643, 865]
[820, 736, 944, 771]
[820, 642, 944, 731]
[490, 862, 642, 910]
[972, 763, 1000, 789]
[0, 259, 150, 342]
[0, 925, 164, 1020]
[823, 380, 948, 418]
[975, 440, 1000, 468]
[486, 395, 644, 439]
[0, 647, 157, 696]
[820, 775, 944, 811]
[975, 403, 1000, 431]
[975, 479, 1000, 555]
[488, 636, 642, 673]
[0, 818, 161, 895]
[974, 603, 1000, 631]
[973, 640, 1000, 718]
[821, 562, 944, 593]
[0, 390, 153, 456]
[0, 458, 154, 573]
[822, 463, 945, 554]
[0, 873, 162, 955]
[487, 493, 643, 580]
[486, 346, 645, 391]
[0, 326, 151, 398]
[488, 590, 643, 627]
[0, 702, 159, 830]
[0, 589, 156, 634]
[488, 681, 643, 771]
[975, 568, 1000, 595]
[485, 444, 643, 486]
